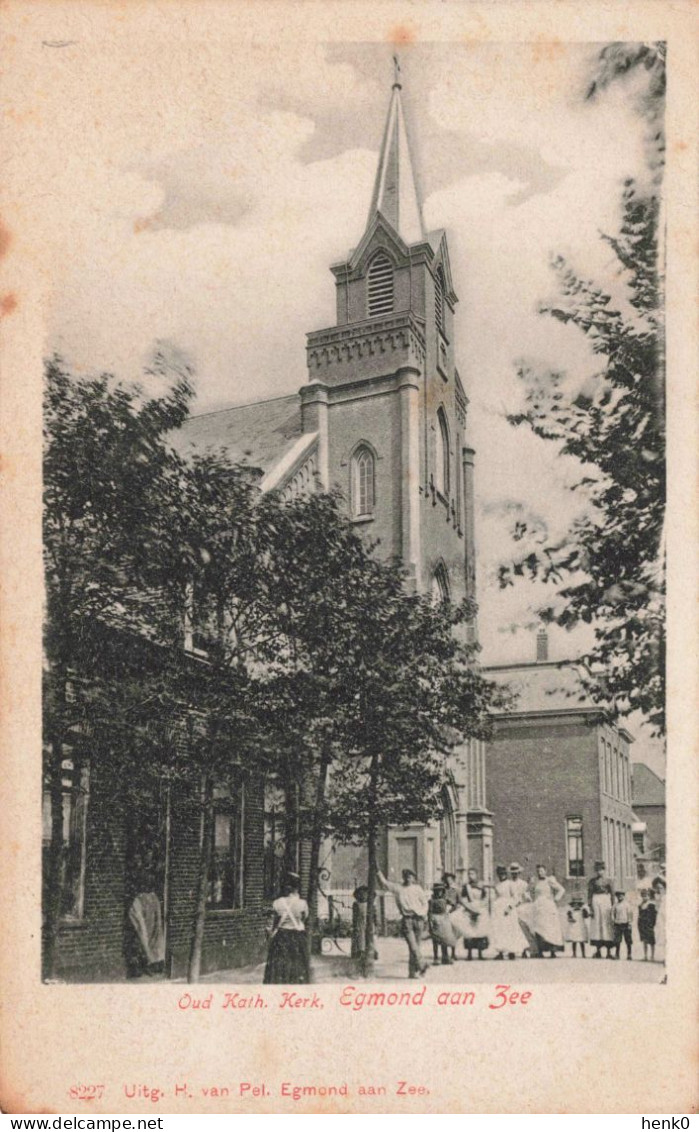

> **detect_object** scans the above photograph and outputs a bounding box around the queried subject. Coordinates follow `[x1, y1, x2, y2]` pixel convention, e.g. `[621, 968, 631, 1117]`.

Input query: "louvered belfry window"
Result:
[367, 252, 394, 318]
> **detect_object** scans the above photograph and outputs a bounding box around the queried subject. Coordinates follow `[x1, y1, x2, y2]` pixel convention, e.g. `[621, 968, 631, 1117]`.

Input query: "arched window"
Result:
[435, 408, 450, 497]
[431, 563, 450, 605]
[351, 445, 375, 518]
[367, 252, 394, 318]
[435, 266, 446, 336]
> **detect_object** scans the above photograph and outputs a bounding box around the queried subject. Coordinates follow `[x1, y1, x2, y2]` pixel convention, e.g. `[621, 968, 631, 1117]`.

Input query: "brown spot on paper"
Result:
[0, 293, 18, 317]
[531, 37, 566, 65]
[0, 220, 12, 260]
[387, 24, 416, 48]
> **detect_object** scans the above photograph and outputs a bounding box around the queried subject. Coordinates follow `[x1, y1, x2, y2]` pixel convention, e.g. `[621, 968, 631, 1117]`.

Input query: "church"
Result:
[179, 70, 493, 902]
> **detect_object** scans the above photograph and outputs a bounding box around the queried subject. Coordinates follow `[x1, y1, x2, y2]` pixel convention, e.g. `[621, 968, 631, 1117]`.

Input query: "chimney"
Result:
[536, 628, 549, 663]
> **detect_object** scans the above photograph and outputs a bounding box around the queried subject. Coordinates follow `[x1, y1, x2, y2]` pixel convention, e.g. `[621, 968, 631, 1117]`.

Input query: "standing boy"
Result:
[612, 889, 634, 960]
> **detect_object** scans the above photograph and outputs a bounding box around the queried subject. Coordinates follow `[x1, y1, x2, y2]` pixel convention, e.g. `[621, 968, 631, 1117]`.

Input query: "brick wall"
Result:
[52, 764, 128, 982]
[52, 764, 269, 982]
[486, 717, 602, 895]
[167, 772, 268, 979]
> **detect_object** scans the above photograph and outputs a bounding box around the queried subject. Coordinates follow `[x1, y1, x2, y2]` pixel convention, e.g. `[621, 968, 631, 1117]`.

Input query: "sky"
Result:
[9, 12, 663, 771]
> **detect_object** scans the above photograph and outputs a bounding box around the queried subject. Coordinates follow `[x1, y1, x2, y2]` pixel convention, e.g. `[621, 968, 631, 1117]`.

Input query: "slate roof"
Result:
[366, 81, 424, 246]
[631, 762, 666, 806]
[172, 393, 302, 476]
[485, 661, 604, 717]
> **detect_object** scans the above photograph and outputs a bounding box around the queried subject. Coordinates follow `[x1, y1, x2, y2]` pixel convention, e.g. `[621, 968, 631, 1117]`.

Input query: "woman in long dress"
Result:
[587, 860, 615, 958]
[508, 862, 535, 957]
[531, 865, 565, 957]
[264, 873, 311, 984]
[490, 865, 529, 959]
[453, 868, 490, 959]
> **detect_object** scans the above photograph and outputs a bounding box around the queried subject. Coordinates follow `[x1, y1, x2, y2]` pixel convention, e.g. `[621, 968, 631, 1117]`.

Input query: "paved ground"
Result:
[197, 936, 666, 985]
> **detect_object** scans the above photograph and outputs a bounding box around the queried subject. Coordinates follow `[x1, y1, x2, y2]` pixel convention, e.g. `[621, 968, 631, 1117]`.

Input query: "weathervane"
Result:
[393, 52, 402, 89]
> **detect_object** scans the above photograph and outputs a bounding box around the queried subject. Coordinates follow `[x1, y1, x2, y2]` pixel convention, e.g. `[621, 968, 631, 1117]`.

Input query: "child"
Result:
[563, 896, 590, 958]
[637, 889, 658, 962]
[612, 889, 634, 960]
[429, 882, 457, 965]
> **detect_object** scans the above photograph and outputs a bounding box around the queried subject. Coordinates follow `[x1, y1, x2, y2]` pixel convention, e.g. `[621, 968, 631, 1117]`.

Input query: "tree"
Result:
[255, 489, 391, 947]
[42, 353, 194, 978]
[160, 453, 287, 982]
[498, 47, 666, 734]
[325, 573, 505, 976]
[585, 42, 665, 181]
[254, 490, 507, 968]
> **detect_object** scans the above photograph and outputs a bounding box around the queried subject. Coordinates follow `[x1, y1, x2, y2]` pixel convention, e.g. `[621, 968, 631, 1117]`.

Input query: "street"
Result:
[197, 936, 666, 985]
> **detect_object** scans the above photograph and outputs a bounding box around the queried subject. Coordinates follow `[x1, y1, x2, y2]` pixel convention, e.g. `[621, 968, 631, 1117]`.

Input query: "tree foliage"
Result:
[500, 46, 666, 733]
[44, 355, 506, 982]
[42, 352, 195, 977]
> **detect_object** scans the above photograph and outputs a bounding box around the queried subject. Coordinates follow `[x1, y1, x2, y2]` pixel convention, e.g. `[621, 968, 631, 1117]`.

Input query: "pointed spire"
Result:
[366, 59, 424, 245]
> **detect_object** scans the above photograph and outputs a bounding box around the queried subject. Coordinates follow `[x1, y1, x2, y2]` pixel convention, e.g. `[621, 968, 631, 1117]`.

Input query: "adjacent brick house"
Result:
[631, 762, 666, 872]
[484, 638, 637, 895]
[43, 631, 273, 982]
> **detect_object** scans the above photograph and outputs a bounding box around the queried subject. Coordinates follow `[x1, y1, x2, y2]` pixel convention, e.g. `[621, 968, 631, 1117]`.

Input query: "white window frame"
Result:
[351, 445, 376, 519]
[565, 815, 585, 879]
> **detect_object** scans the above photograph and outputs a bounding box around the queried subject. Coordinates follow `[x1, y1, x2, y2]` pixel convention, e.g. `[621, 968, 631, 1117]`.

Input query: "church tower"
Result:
[302, 66, 492, 889]
[302, 67, 476, 608]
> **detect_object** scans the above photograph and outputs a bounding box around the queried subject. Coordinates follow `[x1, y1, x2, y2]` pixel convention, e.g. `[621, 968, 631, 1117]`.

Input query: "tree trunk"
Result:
[363, 817, 379, 979]
[187, 771, 214, 983]
[305, 745, 331, 958]
[362, 750, 381, 979]
[43, 653, 70, 982]
[284, 770, 299, 877]
[43, 732, 67, 981]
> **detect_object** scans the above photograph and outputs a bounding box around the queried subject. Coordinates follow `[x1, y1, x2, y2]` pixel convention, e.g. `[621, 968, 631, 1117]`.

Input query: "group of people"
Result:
[261, 862, 665, 984]
[375, 860, 665, 977]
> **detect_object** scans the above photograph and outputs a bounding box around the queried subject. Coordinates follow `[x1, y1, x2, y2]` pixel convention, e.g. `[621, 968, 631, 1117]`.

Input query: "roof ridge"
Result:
[187, 391, 299, 421]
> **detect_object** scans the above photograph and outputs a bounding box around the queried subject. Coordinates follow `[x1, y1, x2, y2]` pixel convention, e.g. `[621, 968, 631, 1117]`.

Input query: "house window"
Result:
[603, 817, 611, 873]
[435, 267, 446, 336]
[42, 752, 90, 920]
[208, 777, 245, 909]
[431, 563, 450, 605]
[566, 816, 584, 877]
[367, 252, 394, 318]
[351, 445, 375, 518]
[263, 783, 287, 901]
[599, 747, 605, 794]
[435, 409, 450, 497]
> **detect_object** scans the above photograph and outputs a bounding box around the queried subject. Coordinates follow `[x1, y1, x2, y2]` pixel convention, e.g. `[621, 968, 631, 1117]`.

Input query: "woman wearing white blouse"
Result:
[531, 864, 565, 957]
[263, 873, 311, 984]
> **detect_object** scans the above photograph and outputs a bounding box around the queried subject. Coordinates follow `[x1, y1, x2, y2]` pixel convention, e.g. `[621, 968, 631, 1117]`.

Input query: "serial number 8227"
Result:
[68, 1085, 105, 1101]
